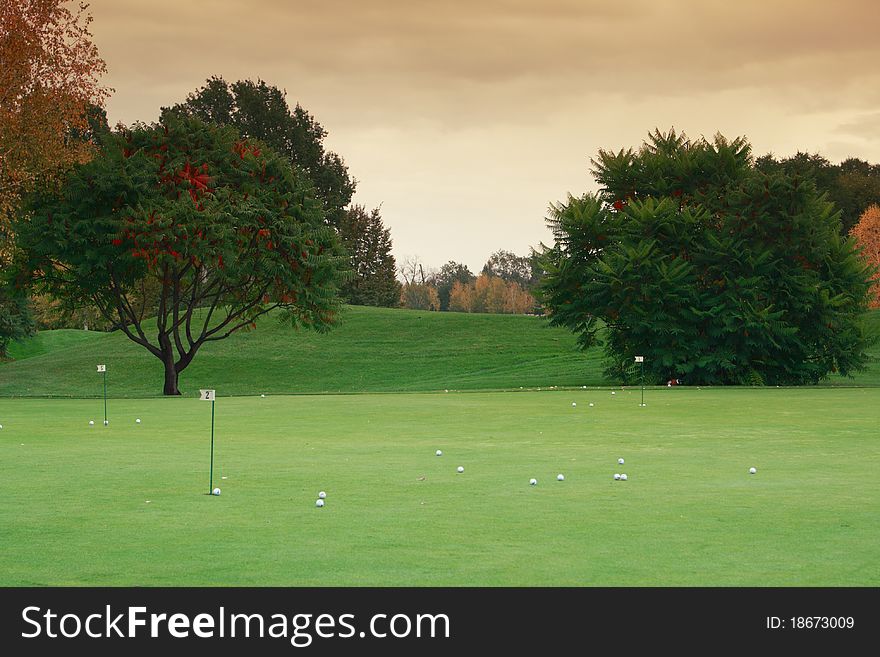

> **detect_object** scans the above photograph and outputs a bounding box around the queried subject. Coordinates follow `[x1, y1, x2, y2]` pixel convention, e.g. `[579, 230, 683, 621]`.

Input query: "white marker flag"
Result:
[200, 389, 216, 401]
[634, 356, 644, 363]
[97, 364, 106, 372]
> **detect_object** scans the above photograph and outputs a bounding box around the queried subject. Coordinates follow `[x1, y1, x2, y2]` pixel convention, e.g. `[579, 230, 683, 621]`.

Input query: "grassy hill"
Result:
[2, 306, 878, 398]
[0, 306, 605, 397]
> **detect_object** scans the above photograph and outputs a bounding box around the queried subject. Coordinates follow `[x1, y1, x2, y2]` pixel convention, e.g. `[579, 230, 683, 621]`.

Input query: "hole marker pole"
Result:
[201, 389, 216, 494]
[635, 356, 645, 406]
[97, 364, 107, 424]
[210, 399, 215, 493]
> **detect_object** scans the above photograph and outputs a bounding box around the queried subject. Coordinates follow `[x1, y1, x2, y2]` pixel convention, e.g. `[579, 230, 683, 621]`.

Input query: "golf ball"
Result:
[749, 467, 757, 475]
[572, 402, 577, 407]
[589, 403, 594, 407]
[457, 466, 464, 473]
[318, 491, 327, 499]
[316, 499, 324, 507]
[620, 474, 628, 481]
[613, 473, 621, 480]
[136, 418, 141, 424]
[212, 487, 221, 495]
[261, 394, 266, 398]
[557, 474, 565, 481]
[0, 424, 3, 429]
[618, 458, 625, 465]
[611, 391, 616, 395]
[89, 420, 94, 426]
[436, 449, 443, 456]
[529, 478, 537, 486]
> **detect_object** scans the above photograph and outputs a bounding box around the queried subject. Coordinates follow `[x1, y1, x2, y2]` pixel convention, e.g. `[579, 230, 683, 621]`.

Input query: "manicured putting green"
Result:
[1, 387, 877, 586]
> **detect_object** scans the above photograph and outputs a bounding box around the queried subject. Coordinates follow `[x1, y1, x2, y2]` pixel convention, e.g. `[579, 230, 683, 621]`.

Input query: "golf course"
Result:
[1, 306, 878, 586]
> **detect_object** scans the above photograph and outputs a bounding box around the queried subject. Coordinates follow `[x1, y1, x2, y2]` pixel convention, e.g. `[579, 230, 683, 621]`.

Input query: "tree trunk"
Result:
[163, 359, 180, 396]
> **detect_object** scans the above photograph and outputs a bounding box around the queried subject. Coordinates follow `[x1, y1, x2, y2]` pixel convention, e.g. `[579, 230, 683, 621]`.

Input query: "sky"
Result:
[89, 0, 880, 274]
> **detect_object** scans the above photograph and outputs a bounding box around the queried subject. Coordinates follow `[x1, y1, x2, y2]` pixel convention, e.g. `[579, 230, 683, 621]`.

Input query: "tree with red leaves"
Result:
[850, 204, 880, 309]
[12, 116, 346, 394]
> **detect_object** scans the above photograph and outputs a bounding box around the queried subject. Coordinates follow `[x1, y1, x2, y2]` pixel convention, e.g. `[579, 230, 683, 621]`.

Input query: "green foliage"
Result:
[0, 281, 34, 359]
[12, 115, 347, 393]
[482, 249, 536, 289]
[540, 129, 875, 385]
[163, 77, 355, 228]
[755, 152, 880, 235]
[337, 205, 401, 307]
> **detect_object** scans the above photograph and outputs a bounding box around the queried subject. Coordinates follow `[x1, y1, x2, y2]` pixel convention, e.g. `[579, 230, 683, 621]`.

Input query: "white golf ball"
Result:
[572, 402, 577, 407]
[611, 391, 616, 395]
[749, 467, 757, 475]
[557, 474, 565, 481]
[0, 424, 3, 429]
[457, 466, 464, 473]
[89, 420, 94, 426]
[261, 394, 266, 398]
[613, 473, 621, 480]
[136, 418, 141, 424]
[589, 403, 594, 407]
[212, 487, 221, 495]
[618, 458, 625, 465]
[620, 474, 628, 481]
[529, 478, 537, 486]
[318, 491, 327, 499]
[316, 499, 324, 507]
[436, 449, 443, 456]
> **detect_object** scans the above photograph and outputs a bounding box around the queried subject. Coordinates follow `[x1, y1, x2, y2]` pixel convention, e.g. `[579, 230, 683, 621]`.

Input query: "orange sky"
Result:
[89, 0, 880, 272]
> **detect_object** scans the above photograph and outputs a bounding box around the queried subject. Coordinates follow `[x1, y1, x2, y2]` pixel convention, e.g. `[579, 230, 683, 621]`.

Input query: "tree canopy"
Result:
[540, 129, 874, 385]
[12, 116, 347, 394]
[162, 77, 354, 228]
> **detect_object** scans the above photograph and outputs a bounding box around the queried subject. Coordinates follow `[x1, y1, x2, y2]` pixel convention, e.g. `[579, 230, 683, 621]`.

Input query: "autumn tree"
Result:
[400, 283, 440, 311]
[447, 274, 534, 314]
[448, 280, 473, 312]
[540, 129, 873, 386]
[482, 249, 536, 289]
[337, 205, 400, 307]
[163, 77, 354, 228]
[0, 0, 109, 229]
[12, 116, 346, 395]
[850, 204, 880, 308]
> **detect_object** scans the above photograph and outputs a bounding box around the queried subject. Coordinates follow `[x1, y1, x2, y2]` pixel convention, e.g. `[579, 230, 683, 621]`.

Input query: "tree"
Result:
[337, 205, 400, 307]
[0, 285, 34, 359]
[850, 204, 880, 309]
[447, 274, 534, 314]
[540, 129, 873, 386]
[163, 77, 354, 228]
[400, 283, 440, 311]
[397, 255, 433, 285]
[12, 116, 346, 395]
[0, 0, 109, 231]
[448, 280, 474, 312]
[430, 261, 475, 310]
[482, 249, 535, 289]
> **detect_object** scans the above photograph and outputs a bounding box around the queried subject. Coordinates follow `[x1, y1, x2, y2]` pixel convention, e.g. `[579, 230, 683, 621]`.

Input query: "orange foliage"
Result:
[0, 0, 110, 229]
[449, 274, 534, 314]
[850, 204, 880, 309]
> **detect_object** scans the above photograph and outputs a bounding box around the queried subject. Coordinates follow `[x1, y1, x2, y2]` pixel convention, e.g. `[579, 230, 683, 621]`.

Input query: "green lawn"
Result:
[3, 306, 878, 398]
[1, 387, 877, 586]
[0, 306, 604, 397]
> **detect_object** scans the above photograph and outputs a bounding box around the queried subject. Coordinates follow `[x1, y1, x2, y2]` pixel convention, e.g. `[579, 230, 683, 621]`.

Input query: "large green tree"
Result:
[337, 205, 400, 307]
[12, 116, 346, 395]
[540, 129, 873, 386]
[0, 281, 33, 358]
[162, 77, 355, 228]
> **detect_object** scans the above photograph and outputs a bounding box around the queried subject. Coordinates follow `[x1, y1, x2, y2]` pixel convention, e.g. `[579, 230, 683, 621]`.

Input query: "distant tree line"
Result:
[396, 250, 543, 314]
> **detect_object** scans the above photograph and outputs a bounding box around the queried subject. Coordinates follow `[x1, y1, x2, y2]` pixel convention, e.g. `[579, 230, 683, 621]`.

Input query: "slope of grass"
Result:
[0, 387, 877, 585]
[0, 306, 605, 397]
[5, 328, 108, 362]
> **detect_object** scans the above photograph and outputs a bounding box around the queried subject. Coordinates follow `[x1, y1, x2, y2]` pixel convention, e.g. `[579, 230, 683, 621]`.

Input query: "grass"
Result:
[0, 306, 604, 397]
[1, 387, 878, 586]
[3, 306, 879, 398]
